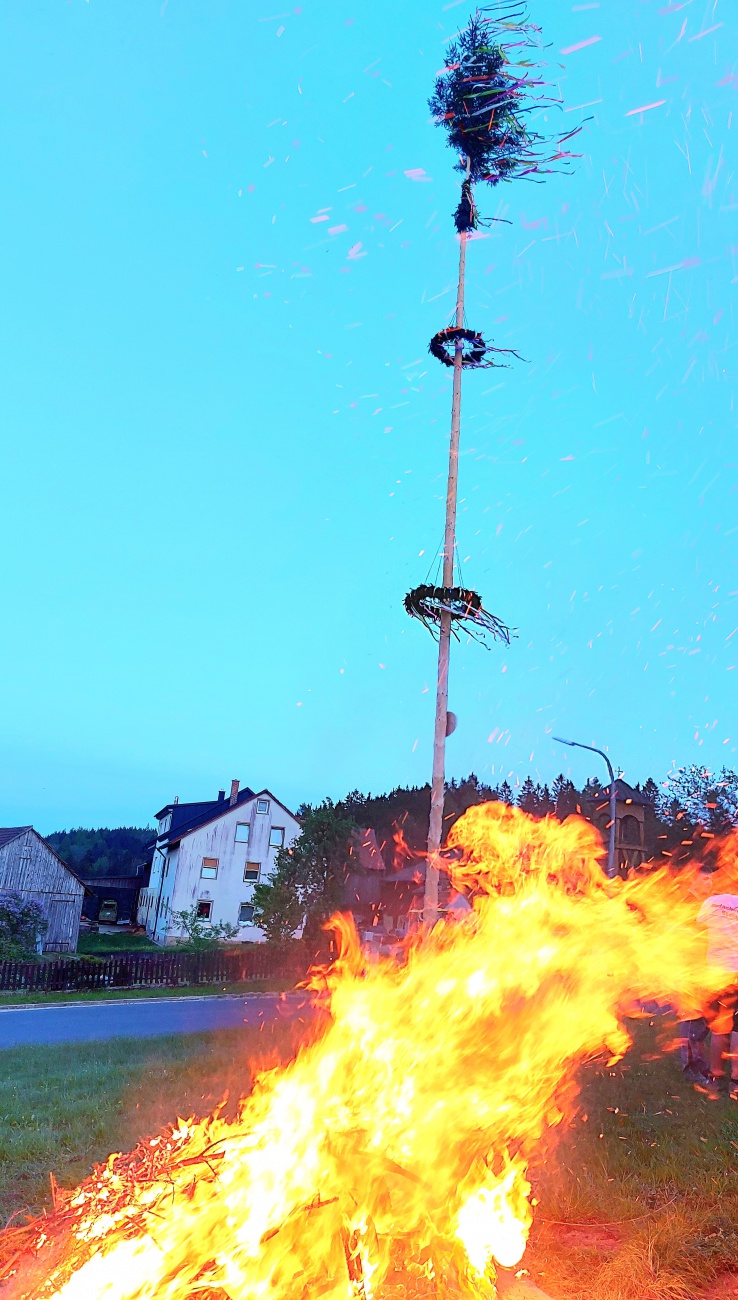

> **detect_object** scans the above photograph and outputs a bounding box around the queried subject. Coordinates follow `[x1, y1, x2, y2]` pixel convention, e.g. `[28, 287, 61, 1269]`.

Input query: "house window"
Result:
[243, 863, 260, 882]
[235, 823, 250, 844]
[196, 900, 213, 921]
[269, 827, 285, 849]
[256, 798, 270, 814]
[201, 857, 219, 879]
[158, 813, 171, 835]
[238, 903, 255, 925]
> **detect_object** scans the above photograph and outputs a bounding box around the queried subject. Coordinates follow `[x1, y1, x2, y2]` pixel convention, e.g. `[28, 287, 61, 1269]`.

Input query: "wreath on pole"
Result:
[429, 327, 523, 369]
[404, 585, 513, 647]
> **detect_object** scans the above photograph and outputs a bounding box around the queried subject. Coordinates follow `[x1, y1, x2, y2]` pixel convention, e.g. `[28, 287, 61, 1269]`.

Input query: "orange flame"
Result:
[8, 803, 738, 1300]
[391, 822, 424, 872]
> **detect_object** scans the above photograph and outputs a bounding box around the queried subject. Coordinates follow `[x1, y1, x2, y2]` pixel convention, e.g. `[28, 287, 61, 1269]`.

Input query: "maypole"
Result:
[425, 188, 469, 923]
[404, 5, 584, 924]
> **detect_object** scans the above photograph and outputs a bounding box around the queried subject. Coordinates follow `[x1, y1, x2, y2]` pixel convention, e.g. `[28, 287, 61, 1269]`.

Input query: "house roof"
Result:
[349, 828, 385, 873]
[384, 863, 427, 885]
[0, 827, 32, 850]
[161, 788, 298, 848]
[155, 797, 246, 831]
[155, 789, 255, 845]
[600, 779, 651, 807]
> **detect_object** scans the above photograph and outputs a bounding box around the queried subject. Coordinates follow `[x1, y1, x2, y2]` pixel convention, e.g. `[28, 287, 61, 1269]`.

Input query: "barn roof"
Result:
[0, 826, 91, 893]
[0, 826, 32, 849]
[81, 871, 149, 891]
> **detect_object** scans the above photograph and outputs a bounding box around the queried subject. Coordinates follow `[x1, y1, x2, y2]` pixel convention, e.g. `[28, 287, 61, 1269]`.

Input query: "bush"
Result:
[252, 875, 305, 945]
[170, 906, 239, 951]
[0, 893, 47, 960]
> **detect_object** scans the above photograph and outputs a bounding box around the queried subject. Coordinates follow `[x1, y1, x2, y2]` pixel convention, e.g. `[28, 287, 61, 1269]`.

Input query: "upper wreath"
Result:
[429, 327, 522, 370]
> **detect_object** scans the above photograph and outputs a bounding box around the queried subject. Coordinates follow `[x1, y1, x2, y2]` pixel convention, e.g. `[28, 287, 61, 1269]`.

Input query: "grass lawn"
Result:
[76, 933, 159, 954]
[1, 1017, 737, 1298]
[0, 978, 296, 1007]
[0, 1020, 304, 1229]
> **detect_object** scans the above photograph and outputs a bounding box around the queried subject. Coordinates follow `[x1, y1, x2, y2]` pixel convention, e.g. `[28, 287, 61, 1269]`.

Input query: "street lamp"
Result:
[553, 737, 618, 879]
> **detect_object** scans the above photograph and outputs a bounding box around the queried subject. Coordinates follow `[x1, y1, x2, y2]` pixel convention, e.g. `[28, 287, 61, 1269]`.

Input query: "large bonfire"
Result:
[3, 802, 737, 1300]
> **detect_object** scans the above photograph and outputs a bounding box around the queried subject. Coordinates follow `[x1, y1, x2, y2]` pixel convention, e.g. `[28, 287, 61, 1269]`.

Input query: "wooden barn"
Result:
[0, 826, 85, 953]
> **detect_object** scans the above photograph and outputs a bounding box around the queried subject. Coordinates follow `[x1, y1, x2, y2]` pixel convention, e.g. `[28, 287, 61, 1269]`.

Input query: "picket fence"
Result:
[0, 945, 310, 994]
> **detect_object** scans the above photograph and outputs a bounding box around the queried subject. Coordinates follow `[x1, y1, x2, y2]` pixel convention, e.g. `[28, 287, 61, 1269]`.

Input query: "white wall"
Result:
[142, 793, 299, 945]
[139, 844, 180, 944]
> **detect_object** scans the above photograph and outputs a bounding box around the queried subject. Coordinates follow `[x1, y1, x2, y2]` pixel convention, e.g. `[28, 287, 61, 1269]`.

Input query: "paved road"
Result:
[0, 993, 314, 1048]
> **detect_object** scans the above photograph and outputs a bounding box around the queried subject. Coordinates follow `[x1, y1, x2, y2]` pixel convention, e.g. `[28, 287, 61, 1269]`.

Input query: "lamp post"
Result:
[553, 737, 618, 879]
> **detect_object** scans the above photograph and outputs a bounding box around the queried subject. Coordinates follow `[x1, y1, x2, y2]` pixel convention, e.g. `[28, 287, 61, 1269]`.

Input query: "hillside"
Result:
[46, 827, 154, 878]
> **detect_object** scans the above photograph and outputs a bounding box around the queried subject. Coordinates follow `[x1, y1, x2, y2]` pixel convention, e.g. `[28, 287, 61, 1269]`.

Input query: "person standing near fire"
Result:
[696, 872, 738, 1099]
[677, 864, 712, 1083]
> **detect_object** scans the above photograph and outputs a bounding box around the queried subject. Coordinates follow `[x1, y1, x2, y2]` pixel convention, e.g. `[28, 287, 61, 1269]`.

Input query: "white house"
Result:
[138, 780, 300, 946]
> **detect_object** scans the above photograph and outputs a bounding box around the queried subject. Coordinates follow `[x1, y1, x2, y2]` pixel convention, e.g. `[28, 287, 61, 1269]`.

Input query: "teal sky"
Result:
[1, 0, 736, 832]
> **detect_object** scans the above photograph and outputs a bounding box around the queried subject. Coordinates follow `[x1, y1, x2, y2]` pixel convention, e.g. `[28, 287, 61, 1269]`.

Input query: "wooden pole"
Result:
[425, 214, 468, 926]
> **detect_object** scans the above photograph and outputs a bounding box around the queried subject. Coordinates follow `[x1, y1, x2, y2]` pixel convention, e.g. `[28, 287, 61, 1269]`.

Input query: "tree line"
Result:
[45, 827, 153, 878]
[251, 764, 738, 944]
[41, 765, 738, 882]
[334, 765, 738, 866]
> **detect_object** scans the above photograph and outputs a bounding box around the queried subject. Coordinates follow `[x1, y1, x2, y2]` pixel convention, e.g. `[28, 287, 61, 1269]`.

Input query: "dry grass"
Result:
[526, 1018, 738, 1299]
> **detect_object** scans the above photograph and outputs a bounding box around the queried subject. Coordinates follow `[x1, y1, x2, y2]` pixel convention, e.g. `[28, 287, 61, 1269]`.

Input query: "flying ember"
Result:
[4, 802, 738, 1300]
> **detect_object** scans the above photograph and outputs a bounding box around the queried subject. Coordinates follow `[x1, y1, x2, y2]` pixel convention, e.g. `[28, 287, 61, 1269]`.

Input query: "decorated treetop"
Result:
[430, 4, 582, 228]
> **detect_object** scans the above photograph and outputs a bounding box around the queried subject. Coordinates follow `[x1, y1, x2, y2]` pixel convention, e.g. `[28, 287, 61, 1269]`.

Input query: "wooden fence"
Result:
[0, 945, 311, 994]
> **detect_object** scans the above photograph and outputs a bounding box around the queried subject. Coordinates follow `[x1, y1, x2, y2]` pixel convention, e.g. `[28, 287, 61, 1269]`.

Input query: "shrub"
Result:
[170, 906, 239, 951]
[0, 893, 47, 960]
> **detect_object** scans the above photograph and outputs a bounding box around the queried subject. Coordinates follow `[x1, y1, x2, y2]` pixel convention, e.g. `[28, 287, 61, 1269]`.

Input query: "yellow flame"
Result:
[456, 1158, 532, 1273]
[9, 803, 738, 1300]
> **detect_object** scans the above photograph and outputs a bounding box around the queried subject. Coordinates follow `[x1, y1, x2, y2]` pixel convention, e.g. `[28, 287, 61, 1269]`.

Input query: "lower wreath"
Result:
[404, 585, 513, 647]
